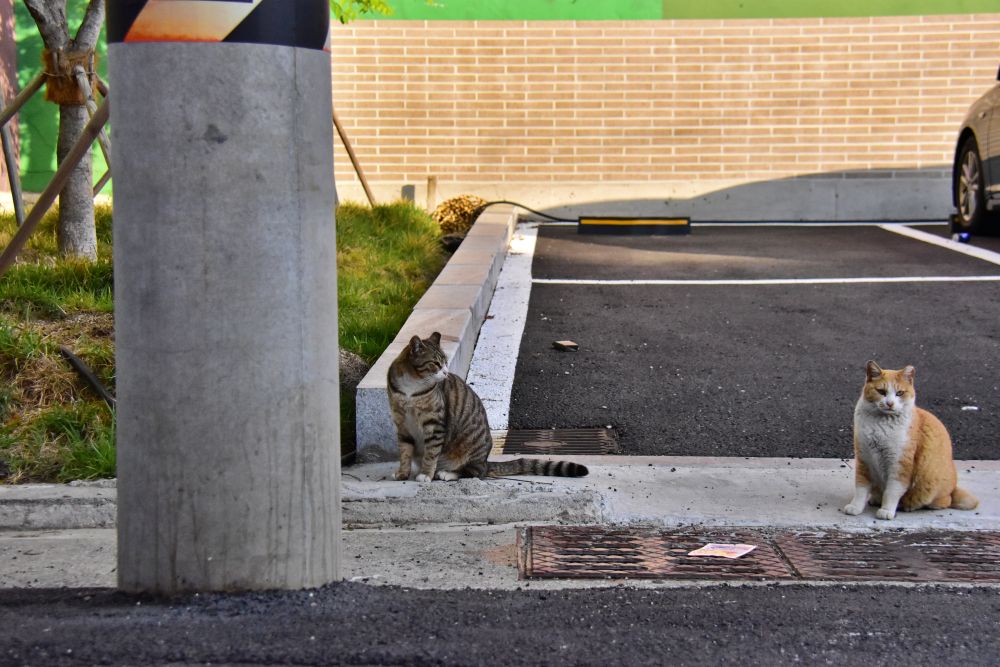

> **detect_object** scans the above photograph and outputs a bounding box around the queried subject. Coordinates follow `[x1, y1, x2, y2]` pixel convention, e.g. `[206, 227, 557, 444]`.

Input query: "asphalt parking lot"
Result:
[508, 223, 1000, 458]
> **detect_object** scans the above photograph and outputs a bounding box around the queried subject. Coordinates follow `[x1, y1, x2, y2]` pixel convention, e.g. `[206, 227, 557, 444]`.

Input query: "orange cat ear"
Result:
[901, 365, 915, 383]
[866, 360, 883, 380]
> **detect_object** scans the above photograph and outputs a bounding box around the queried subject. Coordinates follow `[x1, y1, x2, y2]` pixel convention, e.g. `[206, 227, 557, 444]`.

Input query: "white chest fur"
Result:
[391, 369, 448, 452]
[854, 400, 912, 485]
[394, 369, 444, 397]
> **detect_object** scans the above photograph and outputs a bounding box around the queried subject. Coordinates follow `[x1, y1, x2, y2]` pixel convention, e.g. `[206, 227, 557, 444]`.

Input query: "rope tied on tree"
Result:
[41, 47, 97, 105]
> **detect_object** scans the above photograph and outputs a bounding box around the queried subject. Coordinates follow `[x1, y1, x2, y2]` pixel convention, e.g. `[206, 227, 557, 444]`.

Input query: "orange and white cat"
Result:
[843, 361, 978, 520]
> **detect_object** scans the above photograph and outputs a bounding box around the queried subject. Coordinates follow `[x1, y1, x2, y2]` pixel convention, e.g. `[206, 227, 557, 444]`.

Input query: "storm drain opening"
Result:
[517, 526, 795, 581]
[494, 428, 620, 456]
[519, 526, 1000, 583]
[775, 531, 1000, 583]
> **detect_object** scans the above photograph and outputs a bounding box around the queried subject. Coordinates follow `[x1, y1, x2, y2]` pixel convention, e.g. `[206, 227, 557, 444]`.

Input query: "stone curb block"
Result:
[0, 485, 116, 530]
[355, 204, 517, 463]
[0, 478, 602, 530]
[342, 481, 603, 528]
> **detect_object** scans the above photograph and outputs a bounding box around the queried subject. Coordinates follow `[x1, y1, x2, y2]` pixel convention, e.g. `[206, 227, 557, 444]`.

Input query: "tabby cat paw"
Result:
[434, 470, 460, 481]
[392, 470, 410, 481]
[415, 473, 431, 482]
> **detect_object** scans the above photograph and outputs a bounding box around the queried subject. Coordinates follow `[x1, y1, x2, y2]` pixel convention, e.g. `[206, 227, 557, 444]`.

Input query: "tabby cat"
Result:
[387, 332, 588, 481]
[843, 361, 978, 520]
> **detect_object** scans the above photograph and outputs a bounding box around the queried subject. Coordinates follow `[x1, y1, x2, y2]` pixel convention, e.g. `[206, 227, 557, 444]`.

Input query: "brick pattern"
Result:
[329, 15, 1000, 185]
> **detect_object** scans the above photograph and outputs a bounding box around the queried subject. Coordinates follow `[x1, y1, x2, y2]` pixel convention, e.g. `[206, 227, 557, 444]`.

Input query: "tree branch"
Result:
[74, 0, 105, 50]
[22, 0, 68, 50]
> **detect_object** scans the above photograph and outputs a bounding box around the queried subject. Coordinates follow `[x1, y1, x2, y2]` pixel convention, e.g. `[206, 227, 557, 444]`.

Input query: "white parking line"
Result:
[533, 276, 1000, 286]
[879, 224, 1000, 267]
[466, 225, 538, 430]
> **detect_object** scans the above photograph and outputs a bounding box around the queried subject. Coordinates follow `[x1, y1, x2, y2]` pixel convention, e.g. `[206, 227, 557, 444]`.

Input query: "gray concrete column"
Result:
[108, 12, 340, 592]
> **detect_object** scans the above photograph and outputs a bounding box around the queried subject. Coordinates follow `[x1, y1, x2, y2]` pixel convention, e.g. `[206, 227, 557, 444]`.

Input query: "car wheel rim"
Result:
[959, 150, 980, 221]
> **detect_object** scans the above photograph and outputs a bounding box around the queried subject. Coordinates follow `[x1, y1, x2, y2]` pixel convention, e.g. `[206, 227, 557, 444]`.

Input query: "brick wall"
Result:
[329, 15, 1000, 220]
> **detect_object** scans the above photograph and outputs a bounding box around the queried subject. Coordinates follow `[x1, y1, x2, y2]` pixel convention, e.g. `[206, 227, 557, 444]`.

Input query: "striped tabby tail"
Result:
[487, 458, 589, 478]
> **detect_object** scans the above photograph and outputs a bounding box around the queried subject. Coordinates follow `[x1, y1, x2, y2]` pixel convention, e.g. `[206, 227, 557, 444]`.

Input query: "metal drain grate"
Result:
[518, 526, 794, 580]
[501, 428, 620, 455]
[776, 531, 1000, 583]
[519, 527, 1000, 583]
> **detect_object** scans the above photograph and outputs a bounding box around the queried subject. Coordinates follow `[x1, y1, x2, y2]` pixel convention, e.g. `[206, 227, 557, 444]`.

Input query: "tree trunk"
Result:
[24, 0, 104, 261]
[56, 103, 96, 259]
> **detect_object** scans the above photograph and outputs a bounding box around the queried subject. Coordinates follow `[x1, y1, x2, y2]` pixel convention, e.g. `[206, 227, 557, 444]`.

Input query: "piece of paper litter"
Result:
[687, 543, 757, 559]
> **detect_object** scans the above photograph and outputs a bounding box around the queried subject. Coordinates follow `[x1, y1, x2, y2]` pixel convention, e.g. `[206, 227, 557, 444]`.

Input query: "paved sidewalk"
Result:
[3, 457, 997, 589]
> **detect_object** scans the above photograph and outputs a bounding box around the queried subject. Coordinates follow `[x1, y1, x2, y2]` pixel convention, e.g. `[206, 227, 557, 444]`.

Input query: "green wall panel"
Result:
[370, 0, 662, 20]
[15, 0, 108, 193]
[373, 0, 999, 20]
[662, 0, 1000, 19]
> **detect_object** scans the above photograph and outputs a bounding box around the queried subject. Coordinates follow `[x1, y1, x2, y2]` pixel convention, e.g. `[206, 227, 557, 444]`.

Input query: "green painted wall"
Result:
[373, 0, 1000, 19]
[15, 0, 108, 193]
[661, 0, 1000, 19]
[368, 0, 661, 20]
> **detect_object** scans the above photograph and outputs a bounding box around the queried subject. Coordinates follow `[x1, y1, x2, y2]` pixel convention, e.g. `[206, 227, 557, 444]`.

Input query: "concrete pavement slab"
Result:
[2, 458, 997, 590]
[3, 458, 996, 531]
[344, 456, 1000, 531]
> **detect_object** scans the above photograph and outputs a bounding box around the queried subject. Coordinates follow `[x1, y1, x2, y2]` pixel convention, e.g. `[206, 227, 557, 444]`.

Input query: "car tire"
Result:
[955, 137, 995, 233]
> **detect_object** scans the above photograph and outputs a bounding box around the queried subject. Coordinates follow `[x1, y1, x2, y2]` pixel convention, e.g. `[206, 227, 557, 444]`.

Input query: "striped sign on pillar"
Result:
[107, 0, 330, 50]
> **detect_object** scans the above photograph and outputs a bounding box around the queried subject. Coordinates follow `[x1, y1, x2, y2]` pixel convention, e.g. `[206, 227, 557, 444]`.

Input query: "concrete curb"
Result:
[3, 458, 997, 532]
[0, 482, 116, 530]
[354, 204, 517, 462]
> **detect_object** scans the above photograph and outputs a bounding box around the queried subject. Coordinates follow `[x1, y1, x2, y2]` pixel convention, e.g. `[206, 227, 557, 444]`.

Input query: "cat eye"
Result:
[896, 390, 904, 397]
[876, 389, 887, 396]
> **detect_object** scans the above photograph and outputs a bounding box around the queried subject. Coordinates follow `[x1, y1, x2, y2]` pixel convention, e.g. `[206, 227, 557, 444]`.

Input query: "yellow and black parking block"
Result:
[578, 216, 691, 235]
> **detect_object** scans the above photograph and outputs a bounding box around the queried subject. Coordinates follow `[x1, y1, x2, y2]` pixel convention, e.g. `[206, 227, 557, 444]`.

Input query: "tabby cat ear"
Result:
[429, 331, 442, 346]
[901, 365, 915, 383]
[866, 360, 883, 380]
[409, 335, 423, 354]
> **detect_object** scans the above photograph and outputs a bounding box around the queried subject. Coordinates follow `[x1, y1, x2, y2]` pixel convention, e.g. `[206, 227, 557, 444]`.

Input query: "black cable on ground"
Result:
[59, 346, 116, 409]
[474, 200, 576, 222]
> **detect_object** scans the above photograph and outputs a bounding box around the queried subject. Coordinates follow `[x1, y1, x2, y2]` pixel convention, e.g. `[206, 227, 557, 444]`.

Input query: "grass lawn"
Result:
[336, 202, 445, 361]
[0, 200, 445, 483]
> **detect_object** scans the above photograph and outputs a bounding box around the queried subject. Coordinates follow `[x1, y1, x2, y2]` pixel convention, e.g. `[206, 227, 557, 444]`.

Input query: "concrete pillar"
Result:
[107, 1, 340, 592]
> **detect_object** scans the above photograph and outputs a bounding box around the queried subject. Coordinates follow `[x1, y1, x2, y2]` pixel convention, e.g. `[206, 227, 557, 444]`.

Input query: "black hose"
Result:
[474, 200, 576, 223]
[59, 346, 116, 409]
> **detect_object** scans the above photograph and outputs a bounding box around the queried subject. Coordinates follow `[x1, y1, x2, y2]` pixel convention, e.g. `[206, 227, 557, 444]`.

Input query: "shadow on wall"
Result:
[532, 167, 953, 223]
